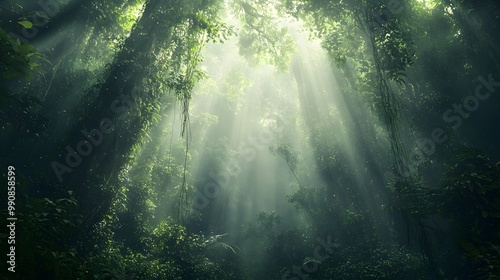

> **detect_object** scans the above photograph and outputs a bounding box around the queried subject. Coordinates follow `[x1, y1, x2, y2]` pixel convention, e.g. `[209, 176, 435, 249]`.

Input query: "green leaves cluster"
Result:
[440, 149, 500, 279]
[270, 143, 299, 173]
[231, 0, 296, 71]
[0, 27, 42, 81]
[387, 147, 500, 279]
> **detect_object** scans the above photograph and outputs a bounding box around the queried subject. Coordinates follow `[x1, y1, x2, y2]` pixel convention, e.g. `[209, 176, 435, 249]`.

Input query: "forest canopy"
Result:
[1, 0, 499, 279]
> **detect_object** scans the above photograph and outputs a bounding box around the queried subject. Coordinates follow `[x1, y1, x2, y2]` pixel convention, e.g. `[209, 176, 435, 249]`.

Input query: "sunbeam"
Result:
[1, 0, 499, 279]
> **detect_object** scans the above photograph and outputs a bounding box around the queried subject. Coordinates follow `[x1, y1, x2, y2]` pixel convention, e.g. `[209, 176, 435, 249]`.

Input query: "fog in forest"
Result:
[1, 0, 499, 279]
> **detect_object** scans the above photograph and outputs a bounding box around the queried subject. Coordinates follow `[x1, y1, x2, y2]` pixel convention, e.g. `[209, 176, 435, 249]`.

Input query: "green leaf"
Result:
[18, 21, 33, 29]
[44, 198, 55, 205]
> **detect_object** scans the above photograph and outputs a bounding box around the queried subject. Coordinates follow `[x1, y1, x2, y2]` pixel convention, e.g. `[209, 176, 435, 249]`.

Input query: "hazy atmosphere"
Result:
[1, 0, 499, 279]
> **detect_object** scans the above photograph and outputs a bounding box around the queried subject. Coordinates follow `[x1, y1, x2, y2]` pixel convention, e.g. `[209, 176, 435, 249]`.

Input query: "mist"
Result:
[1, 0, 499, 279]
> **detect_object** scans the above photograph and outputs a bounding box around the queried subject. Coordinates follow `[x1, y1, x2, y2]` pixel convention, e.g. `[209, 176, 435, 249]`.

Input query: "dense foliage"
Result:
[1, 0, 499, 279]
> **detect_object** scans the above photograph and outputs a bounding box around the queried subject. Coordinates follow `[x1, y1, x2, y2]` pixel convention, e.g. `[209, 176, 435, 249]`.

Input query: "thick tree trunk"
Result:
[52, 0, 173, 227]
